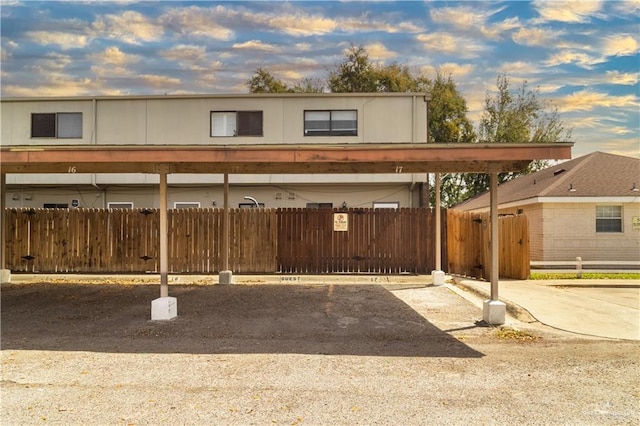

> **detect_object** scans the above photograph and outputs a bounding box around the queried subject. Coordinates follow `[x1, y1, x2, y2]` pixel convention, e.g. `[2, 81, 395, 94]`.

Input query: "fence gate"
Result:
[276, 208, 442, 274]
[446, 210, 530, 280]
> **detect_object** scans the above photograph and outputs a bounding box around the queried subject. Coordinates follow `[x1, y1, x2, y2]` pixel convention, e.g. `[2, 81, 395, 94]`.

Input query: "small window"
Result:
[239, 202, 265, 208]
[373, 202, 399, 209]
[43, 203, 69, 208]
[306, 202, 333, 208]
[174, 202, 201, 209]
[596, 206, 622, 232]
[211, 111, 263, 137]
[304, 110, 357, 136]
[31, 112, 82, 138]
[108, 202, 134, 209]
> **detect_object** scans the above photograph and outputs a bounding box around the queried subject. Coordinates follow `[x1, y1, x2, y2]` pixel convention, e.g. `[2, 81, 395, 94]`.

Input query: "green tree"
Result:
[291, 77, 325, 93]
[327, 44, 379, 93]
[427, 72, 475, 144]
[461, 73, 573, 200]
[247, 67, 292, 93]
[426, 72, 477, 207]
[327, 44, 430, 93]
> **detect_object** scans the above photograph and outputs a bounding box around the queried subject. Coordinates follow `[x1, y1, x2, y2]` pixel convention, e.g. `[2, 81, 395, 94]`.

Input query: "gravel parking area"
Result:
[2, 281, 639, 425]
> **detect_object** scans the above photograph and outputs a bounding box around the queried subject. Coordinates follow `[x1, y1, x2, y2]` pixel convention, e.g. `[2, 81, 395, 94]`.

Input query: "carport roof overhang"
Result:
[1, 143, 572, 175]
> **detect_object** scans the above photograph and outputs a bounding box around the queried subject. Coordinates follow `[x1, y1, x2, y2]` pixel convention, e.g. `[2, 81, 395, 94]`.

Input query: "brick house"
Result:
[454, 151, 640, 264]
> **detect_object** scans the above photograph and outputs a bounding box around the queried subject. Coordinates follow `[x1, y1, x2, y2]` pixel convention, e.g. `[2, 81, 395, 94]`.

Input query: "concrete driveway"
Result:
[454, 278, 640, 340]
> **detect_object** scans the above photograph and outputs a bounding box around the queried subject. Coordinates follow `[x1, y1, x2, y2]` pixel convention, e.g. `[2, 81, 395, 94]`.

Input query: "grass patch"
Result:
[494, 327, 539, 342]
[529, 272, 640, 280]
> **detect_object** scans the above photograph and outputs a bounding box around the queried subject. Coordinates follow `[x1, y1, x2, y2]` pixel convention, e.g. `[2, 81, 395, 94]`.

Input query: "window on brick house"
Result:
[596, 205, 622, 232]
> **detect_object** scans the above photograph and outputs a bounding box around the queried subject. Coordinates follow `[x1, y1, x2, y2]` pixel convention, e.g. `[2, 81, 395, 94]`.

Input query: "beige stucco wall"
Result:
[4, 183, 420, 210]
[2, 94, 427, 147]
[1, 100, 95, 146]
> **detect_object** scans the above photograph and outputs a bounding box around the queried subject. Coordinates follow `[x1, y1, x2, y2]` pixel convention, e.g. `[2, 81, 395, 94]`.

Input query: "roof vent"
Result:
[553, 168, 566, 176]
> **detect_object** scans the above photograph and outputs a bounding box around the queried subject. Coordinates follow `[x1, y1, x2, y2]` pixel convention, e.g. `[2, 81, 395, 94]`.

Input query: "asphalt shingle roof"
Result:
[454, 151, 640, 210]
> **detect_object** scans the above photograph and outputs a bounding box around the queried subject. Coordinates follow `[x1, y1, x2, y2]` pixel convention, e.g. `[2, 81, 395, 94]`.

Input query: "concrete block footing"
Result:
[483, 299, 506, 325]
[219, 270, 234, 285]
[1, 269, 11, 284]
[431, 270, 445, 286]
[151, 297, 177, 321]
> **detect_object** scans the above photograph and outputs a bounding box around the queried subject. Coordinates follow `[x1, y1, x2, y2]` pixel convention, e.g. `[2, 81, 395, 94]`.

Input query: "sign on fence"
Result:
[333, 213, 348, 232]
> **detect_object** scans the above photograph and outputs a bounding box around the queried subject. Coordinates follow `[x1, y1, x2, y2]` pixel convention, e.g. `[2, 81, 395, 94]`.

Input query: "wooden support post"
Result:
[490, 172, 499, 301]
[218, 173, 233, 284]
[223, 173, 229, 272]
[159, 170, 168, 298]
[482, 172, 505, 325]
[1, 173, 6, 271]
[434, 173, 442, 271]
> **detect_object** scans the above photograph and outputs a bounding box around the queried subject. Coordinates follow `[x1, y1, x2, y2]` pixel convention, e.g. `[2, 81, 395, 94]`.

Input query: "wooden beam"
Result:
[0, 143, 571, 174]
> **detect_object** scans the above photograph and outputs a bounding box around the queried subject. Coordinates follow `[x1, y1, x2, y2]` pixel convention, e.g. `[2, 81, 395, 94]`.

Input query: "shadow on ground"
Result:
[1, 283, 483, 358]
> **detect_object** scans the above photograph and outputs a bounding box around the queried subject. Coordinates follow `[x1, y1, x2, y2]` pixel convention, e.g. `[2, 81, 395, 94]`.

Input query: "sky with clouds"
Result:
[1, 0, 638, 159]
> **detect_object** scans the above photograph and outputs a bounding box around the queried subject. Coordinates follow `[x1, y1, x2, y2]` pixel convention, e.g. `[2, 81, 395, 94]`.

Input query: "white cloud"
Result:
[496, 61, 542, 75]
[295, 43, 312, 52]
[365, 42, 396, 60]
[605, 71, 639, 85]
[429, 5, 519, 40]
[610, 0, 640, 16]
[232, 40, 278, 52]
[160, 6, 234, 40]
[602, 34, 639, 57]
[160, 45, 207, 62]
[93, 10, 163, 45]
[544, 50, 605, 69]
[512, 27, 563, 47]
[416, 32, 487, 58]
[90, 46, 139, 66]
[2, 76, 98, 97]
[141, 74, 181, 88]
[557, 90, 639, 112]
[532, 0, 604, 23]
[88, 47, 140, 78]
[25, 31, 89, 49]
[259, 12, 338, 36]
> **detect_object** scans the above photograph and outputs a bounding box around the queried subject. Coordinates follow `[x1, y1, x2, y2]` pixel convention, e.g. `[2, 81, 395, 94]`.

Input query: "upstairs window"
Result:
[31, 112, 82, 138]
[596, 205, 622, 232]
[304, 110, 357, 136]
[211, 111, 263, 137]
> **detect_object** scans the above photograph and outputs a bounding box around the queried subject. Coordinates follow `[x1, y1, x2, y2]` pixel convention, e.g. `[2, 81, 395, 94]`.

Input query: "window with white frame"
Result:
[373, 202, 399, 209]
[211, 111, 263, 137]
[596, 205, 622, 232]
[107, 202, 134, 209]
[174, 202, 201, 209]
[31, 112, 82, 138]
[304, 110, 357, 136]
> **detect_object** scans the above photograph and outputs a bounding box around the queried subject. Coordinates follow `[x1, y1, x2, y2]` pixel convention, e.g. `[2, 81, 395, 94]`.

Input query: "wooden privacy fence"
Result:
[4, 208, 276, 274]
[3, 207, 445, 275]
[4, 207, 531, 277]
[276, 208, 445, 274]
[447, 210, 530, 280]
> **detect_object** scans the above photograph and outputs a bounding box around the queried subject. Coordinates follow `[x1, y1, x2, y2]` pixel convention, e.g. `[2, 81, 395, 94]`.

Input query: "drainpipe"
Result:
[90, 98, 104, 206]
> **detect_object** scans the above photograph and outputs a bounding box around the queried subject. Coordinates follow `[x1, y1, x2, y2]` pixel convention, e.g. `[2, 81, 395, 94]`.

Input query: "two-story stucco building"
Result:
[2, 93, 431, 209]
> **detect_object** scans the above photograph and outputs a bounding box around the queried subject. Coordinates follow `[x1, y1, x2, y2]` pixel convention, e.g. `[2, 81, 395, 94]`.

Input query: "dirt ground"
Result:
[1, 281, 639, 425]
